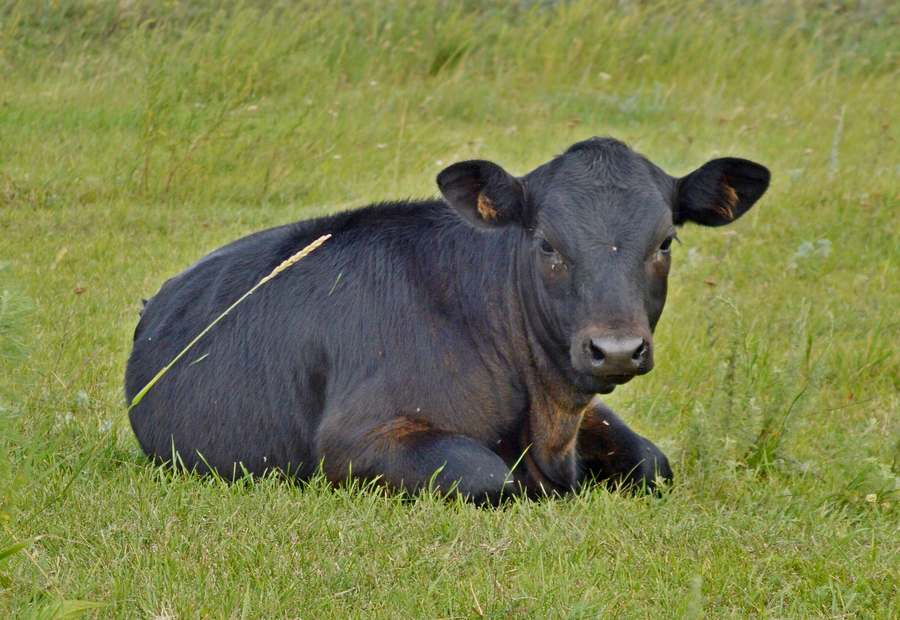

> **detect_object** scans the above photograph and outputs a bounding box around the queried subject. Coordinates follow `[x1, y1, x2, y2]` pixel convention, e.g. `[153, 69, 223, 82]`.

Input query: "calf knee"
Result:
[417, 435, 516, 506]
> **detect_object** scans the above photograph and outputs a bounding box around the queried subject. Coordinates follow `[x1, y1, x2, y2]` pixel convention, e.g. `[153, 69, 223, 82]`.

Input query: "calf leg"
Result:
[317, 415, 517, 506]
[576, 400, 673, 492]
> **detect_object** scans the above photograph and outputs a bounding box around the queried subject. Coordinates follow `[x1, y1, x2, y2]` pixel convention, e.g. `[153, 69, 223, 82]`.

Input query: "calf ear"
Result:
[673, 158, 770, 227]
[437, 160, 528, 229]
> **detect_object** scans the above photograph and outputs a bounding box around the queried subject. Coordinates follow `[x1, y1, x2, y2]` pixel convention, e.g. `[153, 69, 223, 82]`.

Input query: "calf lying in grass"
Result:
[126, 137, 769, 505]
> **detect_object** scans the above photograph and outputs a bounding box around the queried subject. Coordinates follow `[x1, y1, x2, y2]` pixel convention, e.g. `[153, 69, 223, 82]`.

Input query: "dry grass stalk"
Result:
[37, 234, 332, 516]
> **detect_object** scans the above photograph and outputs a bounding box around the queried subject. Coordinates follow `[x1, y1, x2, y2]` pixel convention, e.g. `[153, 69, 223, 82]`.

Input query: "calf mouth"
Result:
[587, 374, 635, 395]
[604, 374, 636, 385]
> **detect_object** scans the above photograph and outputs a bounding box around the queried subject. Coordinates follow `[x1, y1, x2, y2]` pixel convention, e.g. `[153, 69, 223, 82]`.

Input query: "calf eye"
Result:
[659, 236, 675, 253]
[538, 239, 565, 270]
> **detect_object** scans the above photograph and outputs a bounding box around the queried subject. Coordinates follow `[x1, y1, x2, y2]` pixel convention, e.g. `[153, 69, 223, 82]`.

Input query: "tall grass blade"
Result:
[28, 600, 107, 620]
[0, 536, 37, 563]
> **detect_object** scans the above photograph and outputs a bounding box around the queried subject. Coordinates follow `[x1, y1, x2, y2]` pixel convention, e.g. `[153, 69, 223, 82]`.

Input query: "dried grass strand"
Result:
[25, 234, 331, 526]
[131, 233, 331, 407]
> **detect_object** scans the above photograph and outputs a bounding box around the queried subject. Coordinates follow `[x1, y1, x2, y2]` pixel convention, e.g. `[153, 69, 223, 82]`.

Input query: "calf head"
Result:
[438, 137, 769, 396]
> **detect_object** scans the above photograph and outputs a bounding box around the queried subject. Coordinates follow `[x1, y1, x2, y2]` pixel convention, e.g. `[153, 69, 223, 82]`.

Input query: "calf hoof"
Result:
[621, 439, 673, 494]
[582, 438, 673, 495]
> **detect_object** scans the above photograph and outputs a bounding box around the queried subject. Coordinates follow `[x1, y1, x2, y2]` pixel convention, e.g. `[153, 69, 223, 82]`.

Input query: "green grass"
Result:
[1, 0, 899, 617]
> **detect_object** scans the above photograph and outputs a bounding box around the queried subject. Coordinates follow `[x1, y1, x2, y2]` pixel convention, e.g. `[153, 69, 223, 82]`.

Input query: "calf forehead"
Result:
[529, 138, 674, 240]
[564, 138, 656, 187]
[532, 138, 670, 189]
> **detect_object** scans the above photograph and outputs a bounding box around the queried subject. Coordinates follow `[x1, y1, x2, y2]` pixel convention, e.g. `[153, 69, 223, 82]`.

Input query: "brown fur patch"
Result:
[716, 183, 739, 219]
[519, 419, 575, 496]
[539, 408, 583, 455]
[366, 417, 437, 445]
[516, 397, 584, 497]
[476, 193, 500, 221]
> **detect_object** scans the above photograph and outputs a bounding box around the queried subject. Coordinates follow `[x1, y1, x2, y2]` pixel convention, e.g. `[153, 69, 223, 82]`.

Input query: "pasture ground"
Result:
[1, 1, 899, 617]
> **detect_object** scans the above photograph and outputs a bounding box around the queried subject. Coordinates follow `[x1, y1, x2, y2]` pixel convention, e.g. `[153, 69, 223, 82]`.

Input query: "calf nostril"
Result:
[632, 340, 647, 364]
[588, 339, 606, 362]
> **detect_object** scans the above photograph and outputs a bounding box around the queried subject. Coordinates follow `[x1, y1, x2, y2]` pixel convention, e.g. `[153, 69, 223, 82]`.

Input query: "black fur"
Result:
[126, 137, 770, 504]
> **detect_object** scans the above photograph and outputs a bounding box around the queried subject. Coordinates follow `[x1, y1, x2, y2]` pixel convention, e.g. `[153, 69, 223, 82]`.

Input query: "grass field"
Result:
[1, 0, 899, 617]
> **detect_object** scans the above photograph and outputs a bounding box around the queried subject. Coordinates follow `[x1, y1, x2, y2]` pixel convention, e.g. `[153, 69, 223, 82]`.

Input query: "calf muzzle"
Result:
[576, 333, 654, 377]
